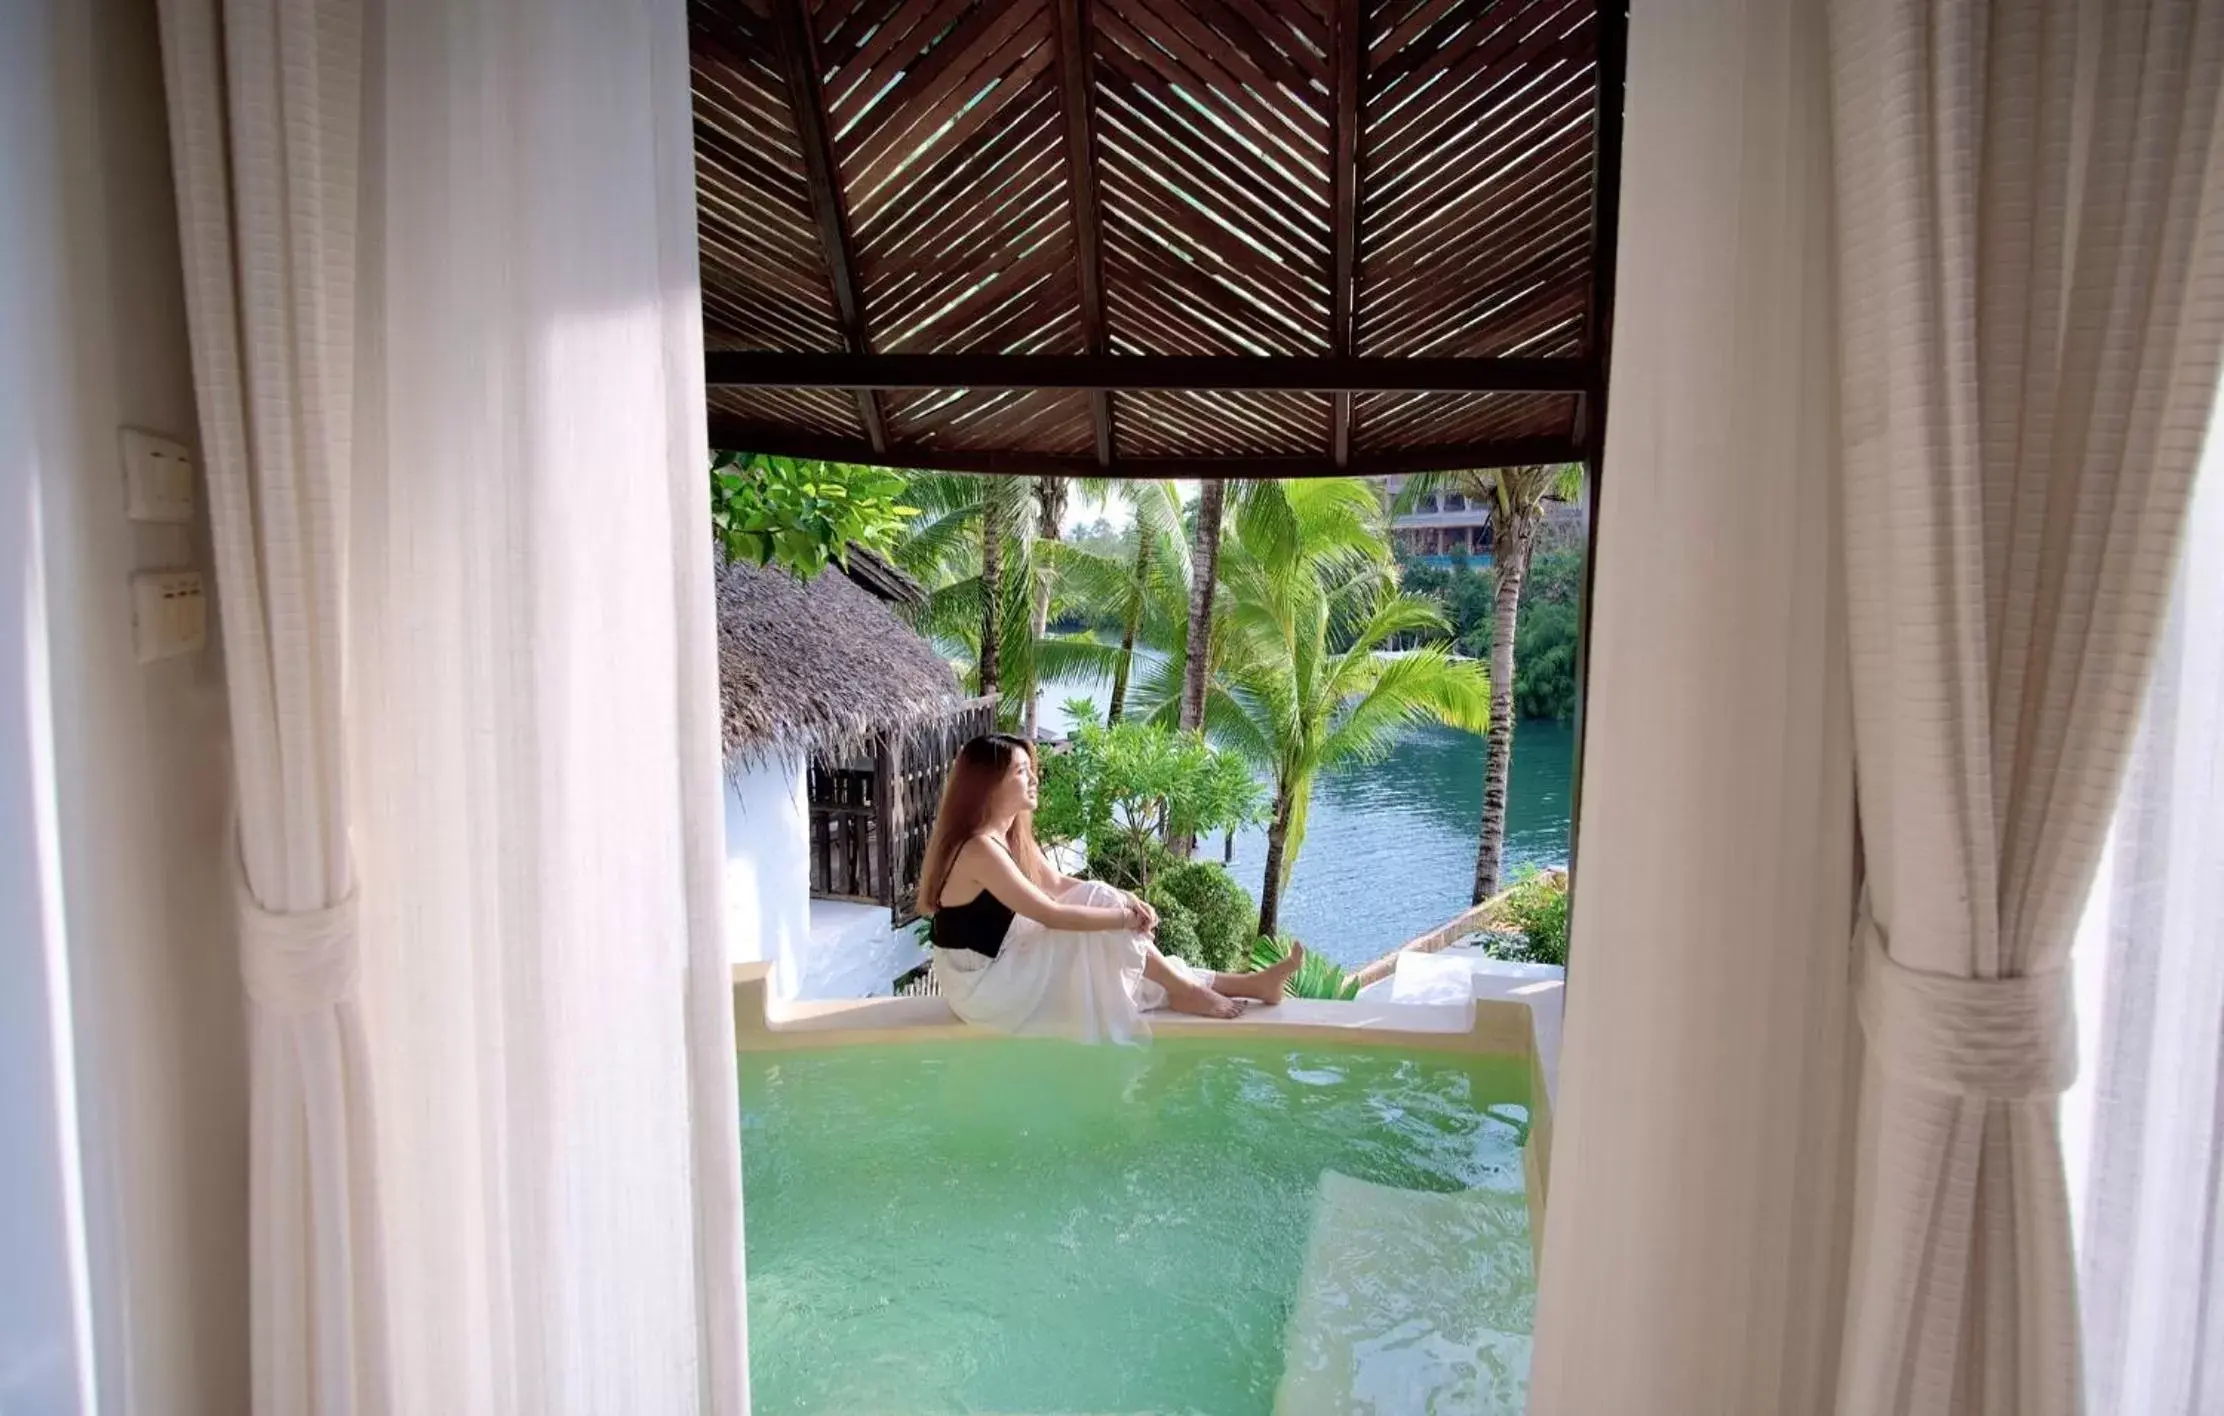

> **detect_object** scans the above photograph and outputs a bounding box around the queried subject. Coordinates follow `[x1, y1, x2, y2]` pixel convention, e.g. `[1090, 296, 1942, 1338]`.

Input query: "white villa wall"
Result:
[724, 753, 815, 1001]
[723, 753, 927, 1000]
[1, 1, 250, 1411]
[798, 899, 925, 1000]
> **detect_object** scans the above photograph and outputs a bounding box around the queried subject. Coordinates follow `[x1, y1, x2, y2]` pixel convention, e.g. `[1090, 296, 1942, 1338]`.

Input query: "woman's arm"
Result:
[963, 839, 1147, 933]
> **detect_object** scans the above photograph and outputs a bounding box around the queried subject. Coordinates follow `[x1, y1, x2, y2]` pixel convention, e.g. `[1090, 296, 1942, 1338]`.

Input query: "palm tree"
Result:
[1065, 479, 1187, 723]
[1216, 480, 1491, 937]
[1179, 478, 1229, 733]
[1397, 465, 1582, 904]
[1023, 475, 1070, 739]
[891, 472, 1121, 725]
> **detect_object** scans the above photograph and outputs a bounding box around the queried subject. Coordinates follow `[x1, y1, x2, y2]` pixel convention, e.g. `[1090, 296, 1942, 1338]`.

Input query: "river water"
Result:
[1043, 691, 1575, 971]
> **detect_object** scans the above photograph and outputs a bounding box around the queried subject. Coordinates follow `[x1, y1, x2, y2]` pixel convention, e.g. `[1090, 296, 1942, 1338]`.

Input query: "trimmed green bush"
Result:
[1084, 831, 1173, 894]
[1142, 888, 1204, 968]
[1155, 860, 1252, 973]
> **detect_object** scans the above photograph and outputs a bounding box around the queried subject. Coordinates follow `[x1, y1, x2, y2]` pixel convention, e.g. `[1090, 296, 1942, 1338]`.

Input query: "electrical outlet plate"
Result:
[132, 570, 207, 662]
[120, 428, 195, 524]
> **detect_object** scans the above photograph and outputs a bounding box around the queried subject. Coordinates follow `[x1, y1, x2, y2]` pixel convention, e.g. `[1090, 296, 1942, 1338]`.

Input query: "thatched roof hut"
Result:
[715, 552, 961, 767]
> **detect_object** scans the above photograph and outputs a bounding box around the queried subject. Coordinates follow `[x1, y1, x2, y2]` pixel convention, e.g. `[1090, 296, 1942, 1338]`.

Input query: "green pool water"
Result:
[738, 1040, 1535, 1415]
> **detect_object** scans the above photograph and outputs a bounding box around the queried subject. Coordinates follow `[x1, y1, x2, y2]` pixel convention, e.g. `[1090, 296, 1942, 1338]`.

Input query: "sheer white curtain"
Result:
[1525, 0, 1860, 1410]
[1827, 2, 2224, 1412]
[159, 0, 747, 1410]
[2071, 429, 2224, 1415]
[157, 2, 391, 1409]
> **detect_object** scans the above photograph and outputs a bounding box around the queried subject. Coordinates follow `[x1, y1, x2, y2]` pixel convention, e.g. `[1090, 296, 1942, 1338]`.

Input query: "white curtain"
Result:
[1827, 2, 2224, 1412]
[1525, 0, 1860, 1410]
[157, 2, 391, 1409]
[2071, 425, 2224, 1415]
[159, 0, 748, 1410]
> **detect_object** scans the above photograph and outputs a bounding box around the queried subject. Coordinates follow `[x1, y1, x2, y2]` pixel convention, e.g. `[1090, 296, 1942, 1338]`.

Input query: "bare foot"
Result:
[1164, 977, 1250, 1019]
[1222, 944, 1305, 1005]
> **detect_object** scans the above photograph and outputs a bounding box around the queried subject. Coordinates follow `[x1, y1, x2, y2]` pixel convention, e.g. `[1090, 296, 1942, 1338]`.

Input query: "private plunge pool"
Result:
[732, 968, 1560, 1416]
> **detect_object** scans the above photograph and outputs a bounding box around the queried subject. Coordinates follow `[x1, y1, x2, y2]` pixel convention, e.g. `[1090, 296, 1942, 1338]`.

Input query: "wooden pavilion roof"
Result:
[691, 0, 1626, 477]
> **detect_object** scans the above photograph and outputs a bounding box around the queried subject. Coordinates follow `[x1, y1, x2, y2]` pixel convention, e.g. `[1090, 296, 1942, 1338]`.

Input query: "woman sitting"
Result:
[920, 733, 1305, 1044]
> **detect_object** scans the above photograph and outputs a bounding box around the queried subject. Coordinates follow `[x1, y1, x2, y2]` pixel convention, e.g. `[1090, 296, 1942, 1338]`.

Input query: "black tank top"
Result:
[931, 889, 1016, 958]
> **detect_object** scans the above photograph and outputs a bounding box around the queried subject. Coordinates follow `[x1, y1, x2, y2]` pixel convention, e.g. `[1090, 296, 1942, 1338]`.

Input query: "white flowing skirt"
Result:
[931, 880, 1209, 1046]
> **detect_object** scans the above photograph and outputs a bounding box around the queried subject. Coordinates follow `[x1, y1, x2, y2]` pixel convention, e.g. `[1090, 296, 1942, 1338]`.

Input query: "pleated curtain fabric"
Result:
[1524, 0, 1862, 1409]
[347, 0, 748, 1410]
[2074, 442, 2224, 1416]
[158, 0, 748, 1410]
[1826, 2, 2224, 1412]
[156, 1, 392, 1410]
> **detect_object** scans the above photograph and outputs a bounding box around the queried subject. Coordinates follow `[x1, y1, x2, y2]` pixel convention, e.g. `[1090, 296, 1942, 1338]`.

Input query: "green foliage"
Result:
[709, 451, 916, 581]
[1212, 480, 1491, 928]
[1154, 860, 1253, 973]
[1246, 935, 1362, 1001]
[1522, 549, 1584, 608]
[1031, 720, 1263, 892]
[1482, 866, 1571, 966]
[1513, 602, 1580, 721]
[1142, 888, 1204, 968]
[1393, 543, 1586, 719]
[1397, 552, 1500, 658]
[1058, 696, 1101, 733]
[1081, 830, 1173, 893]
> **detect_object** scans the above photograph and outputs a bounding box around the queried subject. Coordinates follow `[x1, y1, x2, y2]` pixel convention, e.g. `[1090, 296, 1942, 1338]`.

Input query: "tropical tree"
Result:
[707, 452, 917, 579]
[1023, 475, 1070, 738]
[1215, 480, 1491, 937]
[1397, 465, 1583, 904]
[1062, 479, 1188, 722]
[889, 472, 1122, 727]
[1180, 478, 1229, 732]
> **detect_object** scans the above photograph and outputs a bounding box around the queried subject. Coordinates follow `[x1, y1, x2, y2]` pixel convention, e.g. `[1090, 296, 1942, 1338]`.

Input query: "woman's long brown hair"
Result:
[915, 734, 1052, 915]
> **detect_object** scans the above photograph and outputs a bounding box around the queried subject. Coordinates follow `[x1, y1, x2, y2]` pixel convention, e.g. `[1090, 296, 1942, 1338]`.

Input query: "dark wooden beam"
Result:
[707, 422, 1582, 479]
[1049, 0, 1113, 468]
[1566, 0, 1629, 898]
[768, 0, 887, 454]
[1328, 0, 1362, 467]
[705, 351, 1591, 393]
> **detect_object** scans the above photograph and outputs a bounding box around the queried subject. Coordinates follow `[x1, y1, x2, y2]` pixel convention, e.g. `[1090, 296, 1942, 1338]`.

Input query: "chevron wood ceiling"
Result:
[693, 0, 1626, 476]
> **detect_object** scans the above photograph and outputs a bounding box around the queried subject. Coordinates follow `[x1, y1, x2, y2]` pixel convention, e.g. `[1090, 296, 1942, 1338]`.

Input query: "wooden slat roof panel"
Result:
[1116, 389, 1332, 457]
[1090, 0, 1334, 356]
[710, 384, 871, 442]
[884, 387, 1098, 453]
[1353, 390, 1573, 450]
[690, 0, 1617, 469]
[1356, 0, 1597, 359]
[692, 3, 850, 353]
[819, 0, 1090, 355]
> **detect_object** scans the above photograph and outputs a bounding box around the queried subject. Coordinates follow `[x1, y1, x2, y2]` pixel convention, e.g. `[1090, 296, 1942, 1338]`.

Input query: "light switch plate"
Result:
[120, 429, 195, 523]
[131, 570, 207, 662]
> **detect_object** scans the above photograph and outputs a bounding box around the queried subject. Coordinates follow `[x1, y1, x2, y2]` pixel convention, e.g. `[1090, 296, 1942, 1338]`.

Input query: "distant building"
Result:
[1381, 474, 1494, 560]
[1378, 475, 1587, 567]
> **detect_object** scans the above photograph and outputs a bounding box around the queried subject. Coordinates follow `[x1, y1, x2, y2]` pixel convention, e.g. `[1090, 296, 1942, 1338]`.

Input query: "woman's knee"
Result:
[1062, 878, 1124, 906]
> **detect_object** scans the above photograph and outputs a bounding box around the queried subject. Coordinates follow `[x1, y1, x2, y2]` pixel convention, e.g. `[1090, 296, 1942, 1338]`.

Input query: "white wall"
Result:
[0, 1, 249, 1412]
[724, 753, 814, 1001]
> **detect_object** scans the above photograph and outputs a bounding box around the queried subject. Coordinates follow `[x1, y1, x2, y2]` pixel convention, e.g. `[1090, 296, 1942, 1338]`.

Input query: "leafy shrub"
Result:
[1247, 936, 1362, 1001]
[1513, 602, 1580, 721]
[709, 451, 916, 581]
[1143, 888, 1204, 968]
[1155, 860, 1252, 973]
[1522, 548, 1584, 607]
[1033, 720, 1262, 893]
[1481, 866, 1570, 966]
[1082, 830, 1174, 894]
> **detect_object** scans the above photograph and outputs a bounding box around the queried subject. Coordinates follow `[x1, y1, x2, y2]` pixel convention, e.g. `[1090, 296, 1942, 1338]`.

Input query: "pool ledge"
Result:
[731, 964, 1562, 1243]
